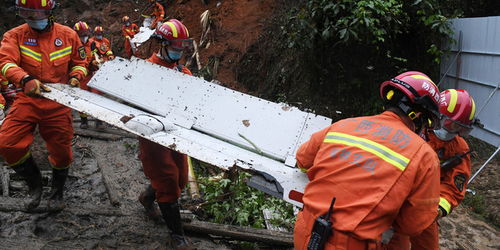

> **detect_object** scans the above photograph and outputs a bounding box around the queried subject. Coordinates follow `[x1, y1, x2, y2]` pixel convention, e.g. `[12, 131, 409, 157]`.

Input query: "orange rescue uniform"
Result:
[0, 75, 7, 109]
[79, 39, 100, 94]
[150, 2, 165, 29]
[294, 111, 440, 250]
[122, 23, 139, 58]
[0, 23, 88, 168]
[389, 131, 471, 249]
[89, 36, 114, 60]
[139, 53, 191, 202]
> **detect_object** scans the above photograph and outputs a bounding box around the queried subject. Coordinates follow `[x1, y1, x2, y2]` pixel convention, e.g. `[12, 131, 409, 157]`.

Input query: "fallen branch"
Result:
[1, 166, 10, 197]
[90, 145, 122, 206]
[184, 220, 294, 246]
[74, 128, 123, 141]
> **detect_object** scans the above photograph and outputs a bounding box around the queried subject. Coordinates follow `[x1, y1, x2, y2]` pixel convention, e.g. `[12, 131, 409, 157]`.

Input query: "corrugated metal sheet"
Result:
[440, 17, 500, 147]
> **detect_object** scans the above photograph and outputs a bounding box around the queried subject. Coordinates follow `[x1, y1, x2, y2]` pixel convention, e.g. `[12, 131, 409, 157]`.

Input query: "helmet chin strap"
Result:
[158, 47, 178, 63]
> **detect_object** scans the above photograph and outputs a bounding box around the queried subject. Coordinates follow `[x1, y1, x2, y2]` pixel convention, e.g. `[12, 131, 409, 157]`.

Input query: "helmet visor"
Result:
[168, 39, 193, 50]
[441, 116, 473, 136]
[17, 7, 51, 20]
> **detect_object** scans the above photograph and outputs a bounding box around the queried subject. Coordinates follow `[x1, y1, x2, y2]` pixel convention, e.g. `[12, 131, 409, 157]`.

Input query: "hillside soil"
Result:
[0, 0, 498, 249]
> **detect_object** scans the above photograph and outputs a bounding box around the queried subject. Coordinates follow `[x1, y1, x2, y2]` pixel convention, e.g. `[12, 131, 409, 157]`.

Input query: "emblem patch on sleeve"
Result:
[454, 174, 466, 192]
[78, 46, 86, 59]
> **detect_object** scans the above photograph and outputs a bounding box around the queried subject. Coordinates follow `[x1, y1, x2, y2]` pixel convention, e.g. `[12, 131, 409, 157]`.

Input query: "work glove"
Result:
[68, 77, 80, 88]
[22, 76, 51, 97]
[108, 55, 115, 60]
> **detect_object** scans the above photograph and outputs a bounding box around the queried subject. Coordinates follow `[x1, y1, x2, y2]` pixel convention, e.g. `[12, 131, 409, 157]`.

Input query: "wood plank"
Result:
[90, 145, 122, 206]
[183, 219, 293, 246]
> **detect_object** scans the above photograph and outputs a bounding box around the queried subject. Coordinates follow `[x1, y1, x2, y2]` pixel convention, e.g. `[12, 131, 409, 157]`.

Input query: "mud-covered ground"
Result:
[0, 116, 236, 249]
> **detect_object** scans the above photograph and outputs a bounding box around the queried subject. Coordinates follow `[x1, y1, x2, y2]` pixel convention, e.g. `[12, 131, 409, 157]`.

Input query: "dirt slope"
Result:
[0, 0, 498, 249]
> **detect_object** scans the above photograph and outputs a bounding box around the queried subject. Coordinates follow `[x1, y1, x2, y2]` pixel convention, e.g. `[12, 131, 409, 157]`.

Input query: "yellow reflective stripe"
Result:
[2, 63, 18, 77]
[469, 98, 476, 121]
[21, 0, 26, 4]
[0, 104, 4, 109]
[71, 66, 88, 76]
[51, 163, 70, 170]
[1, 81, 8, 85]
[106, 50, 113, 55]
[299, 168, 308, 173]
[49, 46, 72, 61]
[439, 197, 451, 214]
[41, 0, 47, 7]
[8, 151, 31, 167]
[324, 132, 410, 171]
[166, 22, 178, 38]
[20, 45, 42, 61]
[447, 89, 458, 113]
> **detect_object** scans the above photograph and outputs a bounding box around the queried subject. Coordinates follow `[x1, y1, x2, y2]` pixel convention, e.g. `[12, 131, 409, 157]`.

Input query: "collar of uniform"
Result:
[149, 53, 177, 69]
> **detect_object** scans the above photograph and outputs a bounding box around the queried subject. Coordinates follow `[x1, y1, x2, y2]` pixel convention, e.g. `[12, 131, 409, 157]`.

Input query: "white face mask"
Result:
[433, 128, 457, 141]
[80, 36, 89, 44]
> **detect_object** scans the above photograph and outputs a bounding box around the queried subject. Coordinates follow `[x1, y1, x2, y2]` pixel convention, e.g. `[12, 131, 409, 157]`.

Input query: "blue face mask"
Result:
[26, 19, 49, 31]
[96, 35, 103, 40]
[167, 50, 183, 61]
[433, 128, 457, 141]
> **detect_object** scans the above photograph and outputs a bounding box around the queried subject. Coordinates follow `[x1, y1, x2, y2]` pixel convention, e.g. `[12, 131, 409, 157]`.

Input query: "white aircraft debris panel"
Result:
[41, 84, 323, 207]
[88, 58, 332, 165]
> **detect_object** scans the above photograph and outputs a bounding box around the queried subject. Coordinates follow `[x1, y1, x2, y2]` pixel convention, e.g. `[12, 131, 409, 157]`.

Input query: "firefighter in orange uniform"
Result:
[90, 26, 115, 61]
[137, 19, 194, 250]
[0, 77, 5, 122]
[72, 21, 104, 129]
[147, 0, 165, 29]
[387, 89, 479, 250]
[294, 72, 442, 249]
[0, 0, 88, 210]
[122, 16, 139, 58]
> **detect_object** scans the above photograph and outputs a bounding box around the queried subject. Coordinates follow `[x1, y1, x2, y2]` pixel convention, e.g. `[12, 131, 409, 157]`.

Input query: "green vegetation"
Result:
[197, 171, 295, 230]
[238, 0, 467, 118]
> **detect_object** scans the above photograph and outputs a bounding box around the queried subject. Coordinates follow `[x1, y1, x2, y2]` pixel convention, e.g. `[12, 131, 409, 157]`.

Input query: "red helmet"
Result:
[155, 19, 193, 49]
[439, 89, 477, 136]
[73, 21, 91, 36]
[16, 0, 56, 10]
[380, 71, 441, 128]
[16, 0, 56, 19]
[94, 26, 104, 35]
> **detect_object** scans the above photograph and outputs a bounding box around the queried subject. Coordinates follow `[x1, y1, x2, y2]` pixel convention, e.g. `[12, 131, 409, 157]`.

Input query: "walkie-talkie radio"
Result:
[307, 197, 336, 250]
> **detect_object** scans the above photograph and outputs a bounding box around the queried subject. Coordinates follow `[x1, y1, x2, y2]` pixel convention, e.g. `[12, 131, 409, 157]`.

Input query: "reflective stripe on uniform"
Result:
[447, 89, 458, 113]
[49, 46, 72, 61]
[439, 197, 451, 214]
[0, 104, 4, 109]
[1, 63, 18, 77]
[71, 66, 88, 76]
[7, 151, 31, 167]
[19, 45, 42, 61]
[106, 50, 113, 55]
[324, 132, 410, 171]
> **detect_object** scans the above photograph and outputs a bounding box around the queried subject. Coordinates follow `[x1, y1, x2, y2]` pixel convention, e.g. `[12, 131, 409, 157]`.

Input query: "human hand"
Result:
[68, 77, 80, 88]
[23, 77, 51, 97]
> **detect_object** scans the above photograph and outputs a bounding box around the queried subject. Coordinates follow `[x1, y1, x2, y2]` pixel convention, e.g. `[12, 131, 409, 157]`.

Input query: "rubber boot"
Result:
[95, 120, 105, 130]
[47, 168, 69, 211]
[138, 185, 161, 220]
[158, 201, 195, 250]
[10, 155, 42, 210]
[80, 116, 89, 129]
